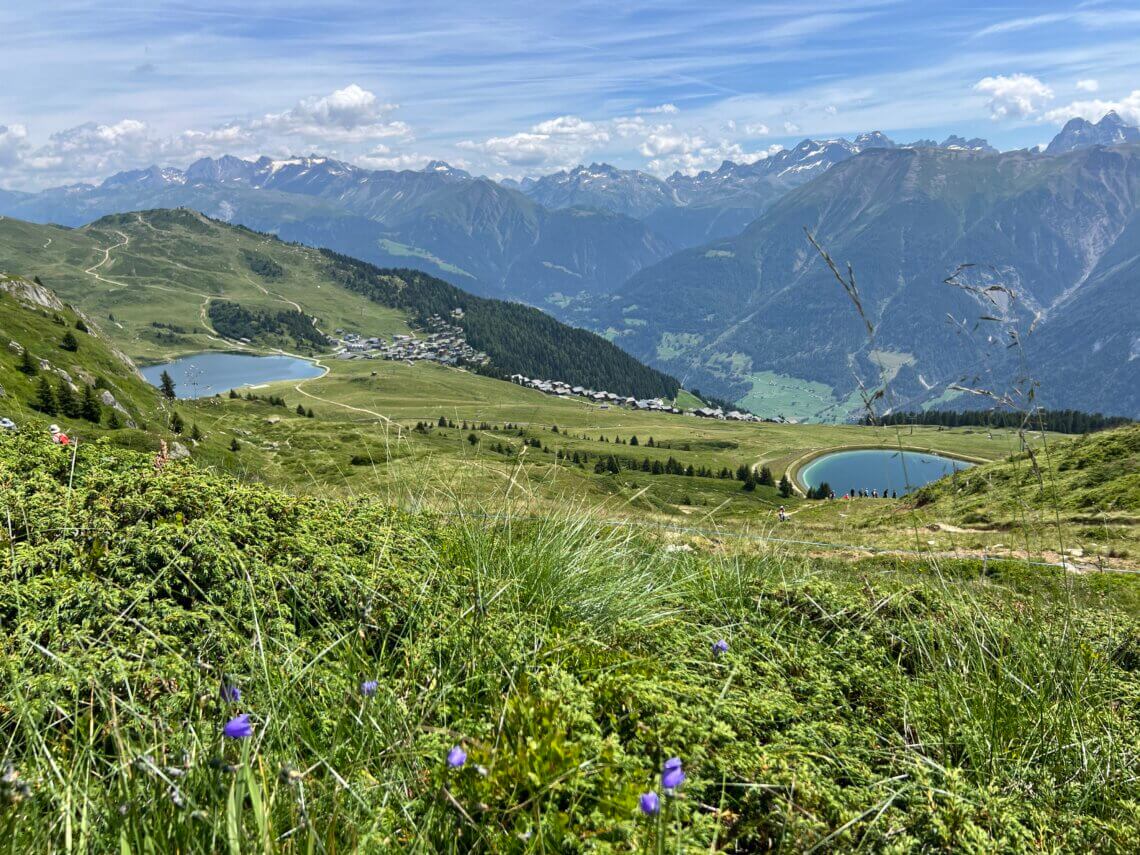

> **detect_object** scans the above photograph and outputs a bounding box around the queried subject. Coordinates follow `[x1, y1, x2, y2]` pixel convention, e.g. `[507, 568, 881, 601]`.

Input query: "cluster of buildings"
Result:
[507, 375, 770, 422]
[332, 311, 489, 368]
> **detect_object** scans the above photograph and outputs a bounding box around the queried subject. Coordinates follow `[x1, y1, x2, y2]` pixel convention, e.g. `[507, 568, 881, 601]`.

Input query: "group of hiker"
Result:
[845, 488, 897, 499]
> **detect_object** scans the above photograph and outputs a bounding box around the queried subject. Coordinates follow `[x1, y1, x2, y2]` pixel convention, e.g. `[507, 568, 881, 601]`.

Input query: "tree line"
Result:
[208, 300, 326, 349]
[868, 409, 1132, 434]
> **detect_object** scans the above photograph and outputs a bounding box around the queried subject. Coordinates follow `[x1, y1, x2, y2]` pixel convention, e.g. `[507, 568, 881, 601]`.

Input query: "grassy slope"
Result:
[1, 431, 1137, 851]
[4, 210, 1132, 561]
[0, 210, 409, 363]
[0, 273, 161, 428]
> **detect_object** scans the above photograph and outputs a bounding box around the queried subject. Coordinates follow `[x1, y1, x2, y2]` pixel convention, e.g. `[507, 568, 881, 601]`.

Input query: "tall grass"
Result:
[1, 430, 1137, 851]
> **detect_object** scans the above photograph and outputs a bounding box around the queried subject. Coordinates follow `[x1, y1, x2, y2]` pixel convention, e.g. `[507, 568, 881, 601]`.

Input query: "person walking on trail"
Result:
[49, 424, 70, 446]
[778, 505, 788, 522]
[154, 439, 170, 470]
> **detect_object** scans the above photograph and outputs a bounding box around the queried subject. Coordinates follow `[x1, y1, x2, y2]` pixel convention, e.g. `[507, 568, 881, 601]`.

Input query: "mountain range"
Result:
[1, 113, 1137, 417]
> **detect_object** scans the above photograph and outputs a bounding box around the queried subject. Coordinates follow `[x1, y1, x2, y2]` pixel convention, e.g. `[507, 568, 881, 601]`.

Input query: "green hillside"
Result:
[1, 430, 1138, 851]
[0, 209, 679, 398]
[0, 272, 160, 430]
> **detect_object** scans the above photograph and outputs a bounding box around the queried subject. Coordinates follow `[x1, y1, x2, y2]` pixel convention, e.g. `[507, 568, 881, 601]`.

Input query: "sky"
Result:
[2, 0, 1140, 189]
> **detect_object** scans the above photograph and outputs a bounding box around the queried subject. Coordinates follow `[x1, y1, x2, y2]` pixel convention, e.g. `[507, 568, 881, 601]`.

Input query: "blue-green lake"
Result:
[799, 448, 972, 496]
[141, 352, 323, 399]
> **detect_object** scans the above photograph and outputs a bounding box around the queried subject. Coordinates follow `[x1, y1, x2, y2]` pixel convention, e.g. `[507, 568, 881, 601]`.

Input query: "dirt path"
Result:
[289, 357, 404, 435]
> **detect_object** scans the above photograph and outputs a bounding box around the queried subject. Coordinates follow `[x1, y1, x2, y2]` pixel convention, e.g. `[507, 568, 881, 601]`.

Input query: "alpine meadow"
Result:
[1, 3, 1138, 853]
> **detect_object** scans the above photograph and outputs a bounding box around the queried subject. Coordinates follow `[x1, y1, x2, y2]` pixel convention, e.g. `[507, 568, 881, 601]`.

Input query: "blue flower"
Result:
[220, 685, 242, 703]
[447, 745, 467, 768]
[361, 680, 378, 697]
[712, 639, 729, 655]
[639, 791, 660, 815]
[662, 757, 685, 790]
[223, 714, 253, 740]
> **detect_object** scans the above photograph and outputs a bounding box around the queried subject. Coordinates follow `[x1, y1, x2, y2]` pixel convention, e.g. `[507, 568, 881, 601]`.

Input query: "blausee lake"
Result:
[799, 448, 972, 496]
[141, 353, 324, 399]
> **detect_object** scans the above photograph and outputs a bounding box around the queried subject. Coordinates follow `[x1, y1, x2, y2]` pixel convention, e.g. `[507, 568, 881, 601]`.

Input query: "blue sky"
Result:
[2, 0, 1140, 188]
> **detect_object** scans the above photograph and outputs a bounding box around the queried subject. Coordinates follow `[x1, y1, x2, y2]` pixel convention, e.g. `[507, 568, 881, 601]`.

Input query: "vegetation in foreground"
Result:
[2, 431, 1138, 852]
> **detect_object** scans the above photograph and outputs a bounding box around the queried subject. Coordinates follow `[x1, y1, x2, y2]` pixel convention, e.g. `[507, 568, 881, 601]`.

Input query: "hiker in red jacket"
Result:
[49, 424, 70, 446]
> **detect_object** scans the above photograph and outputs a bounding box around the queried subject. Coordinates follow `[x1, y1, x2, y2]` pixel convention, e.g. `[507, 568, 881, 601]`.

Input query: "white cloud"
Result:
[744, 123, 770, 136]
[459, 114, 609, 168]
[824, 105, 838, 116]
[1076, 79, 1099, 93]
[974, 73, 1054, 120]
[0, 124, 30, 168]
[635, 103, 679, 115]
[1043, 89, 1140, 126]
[252, 84, 410, 142]
[355, 144, 435, 171]
[783, 121, 801, 134]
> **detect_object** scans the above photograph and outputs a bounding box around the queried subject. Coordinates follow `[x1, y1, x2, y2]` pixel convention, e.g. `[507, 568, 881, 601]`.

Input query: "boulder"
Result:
[168, 442, 191, 460]
[7, 341, 23, 355]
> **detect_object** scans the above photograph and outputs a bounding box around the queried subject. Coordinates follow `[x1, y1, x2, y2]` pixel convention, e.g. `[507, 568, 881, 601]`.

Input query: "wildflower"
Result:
[361, 679, 378, 697]
[447, 745, 467, 768]
[662, 757, 685, 790]
[639, 791, 660, 815]
[712, 639, 729, 655]
[220, 684, 242, 703]
[223, 714, 253, 740]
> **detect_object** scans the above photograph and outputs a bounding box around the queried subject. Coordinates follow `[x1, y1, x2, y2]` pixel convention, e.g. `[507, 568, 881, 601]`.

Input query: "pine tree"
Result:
[57, 381, 80, 418]
[171, 412, 185, 434]
[190, 423, 203, 441]
[106, 410, 122, 430]
[75, 318, 89, 333]
[306, 408, 315, 418]
[758, 465, 774, 487]
[18, 347, 36, 376]
[33, 376, 57, 414]
[60, 331, 79, 352]
[80, 385, 102, 423]
[230, 438, 241, 452]
[159, 370, 177, 399]
[467, 432, 478, 446]
[229, 389, 240, 399]
[296, 404, 307, 415]
[779, 474, 793, 498]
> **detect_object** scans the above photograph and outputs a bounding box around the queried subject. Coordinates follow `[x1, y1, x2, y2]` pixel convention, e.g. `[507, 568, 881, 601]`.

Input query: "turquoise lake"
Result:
[799, 448, 972, 496]
[141, 352, 323, 399]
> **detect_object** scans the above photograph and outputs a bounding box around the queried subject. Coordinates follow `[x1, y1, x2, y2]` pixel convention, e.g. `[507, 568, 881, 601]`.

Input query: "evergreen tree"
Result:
[297, 404, 307, 415]
[229, 389, 240, 399]
[630, 435, 638, 446]
[467, 432, 478, 446]
[306, 408, 315, 418]
[159, 370, 177, 399]
[18, 347, 37, 376]
[75, 318, 89, 333]
[758, 465, 774, 487]
[171, 412, 185, 434]
[33, 376, 57, 414]
[60, 331, 79, 352]
[106, 410, 122, 430]
[230, 438, 241, 452]
[79, 385, 102, 423]
[57, 381, 80, 418]
[779, 474, 793, 498]
[190, 423, 203, 442]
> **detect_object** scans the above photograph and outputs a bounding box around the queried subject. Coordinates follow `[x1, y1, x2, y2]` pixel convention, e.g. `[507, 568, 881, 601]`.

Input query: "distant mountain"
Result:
[0, 156, 674, 306]
[511, 162, 679, 219]
[514, 133, 999, 248]
[1046, 111, 1140, 155]
[601, 144, 1140, 418]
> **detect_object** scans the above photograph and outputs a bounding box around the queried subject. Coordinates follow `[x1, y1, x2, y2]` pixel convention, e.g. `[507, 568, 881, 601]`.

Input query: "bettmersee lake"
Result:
[141, 352, 323, 399]
[799, 448, 973, 496]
